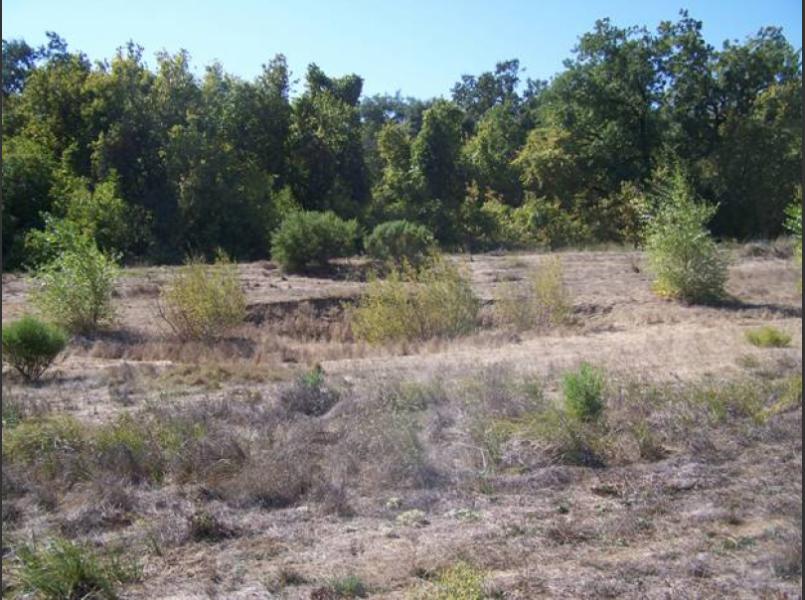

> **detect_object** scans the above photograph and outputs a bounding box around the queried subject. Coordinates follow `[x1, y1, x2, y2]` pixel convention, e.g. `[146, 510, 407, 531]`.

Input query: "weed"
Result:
[496, 256, 570, 330]
[745, 326, 792, 348]
[12, 538, 140, 600]
[158, 252, 246, 341]
[352, 255, 480, 343]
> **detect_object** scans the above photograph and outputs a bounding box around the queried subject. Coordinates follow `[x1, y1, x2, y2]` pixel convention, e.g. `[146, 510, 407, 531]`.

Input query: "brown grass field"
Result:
[2, 245, 801, 599]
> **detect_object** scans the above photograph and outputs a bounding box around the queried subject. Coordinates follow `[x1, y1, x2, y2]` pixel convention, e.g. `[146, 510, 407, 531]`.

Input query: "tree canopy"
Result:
[2, 11, 801, 268]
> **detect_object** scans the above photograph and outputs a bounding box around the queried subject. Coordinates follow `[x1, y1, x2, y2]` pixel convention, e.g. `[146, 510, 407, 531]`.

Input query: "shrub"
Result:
[270, 210, 357, 273]
[31, 236, 119, 334]
[430, 562, 486, 600]
[562, 363, 606, 422]
[280, 364, 340, 416]
[496, 256, 570, 330]
[365, 220, 435, 266]
[2, 416, 87, 479]
[158, 252, 246, 341]
[324, 574, 368, 598]
[745, 326, 792, 348]
[352, 255, 480, 343]
[13, 538, 140, 600]
[644, 170, 728, 303]
[2, 316, 67, 382]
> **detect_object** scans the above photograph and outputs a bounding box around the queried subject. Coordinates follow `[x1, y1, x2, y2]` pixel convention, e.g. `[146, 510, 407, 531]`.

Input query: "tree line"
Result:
[2, 11, 802, 269]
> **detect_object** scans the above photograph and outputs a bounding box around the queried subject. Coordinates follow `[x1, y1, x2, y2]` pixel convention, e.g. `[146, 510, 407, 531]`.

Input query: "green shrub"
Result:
[94, 414, 167, 484]
[496, 256, 570, 329]
[2, 416, 88, 480]
[644, 170, 728, 304]
[158, 252, 246, 340]
[352, 255, 480, 343]
[31, 236, 119, 334]
[13, 538, 140, 600]
[365, 220, 435, 266]
[2, 316, 67, 382]
[562, 363, 606, 422]
[270, 210, 357, 272]
[745, 326, 792, 348]
[428, 562, 485, 600]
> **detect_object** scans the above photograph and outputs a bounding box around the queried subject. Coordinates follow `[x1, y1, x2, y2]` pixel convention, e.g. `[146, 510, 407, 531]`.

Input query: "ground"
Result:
[1, 246, 801, 599]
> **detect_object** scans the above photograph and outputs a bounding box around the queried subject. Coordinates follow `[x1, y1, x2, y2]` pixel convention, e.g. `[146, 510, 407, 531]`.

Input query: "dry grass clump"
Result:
[351, 255, 480, 344]
[157, 253, 246, 341]
[496, 256, 570, 330]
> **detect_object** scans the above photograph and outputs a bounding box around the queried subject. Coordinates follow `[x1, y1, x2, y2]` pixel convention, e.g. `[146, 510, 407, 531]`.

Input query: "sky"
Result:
[3, 0, 802, 99]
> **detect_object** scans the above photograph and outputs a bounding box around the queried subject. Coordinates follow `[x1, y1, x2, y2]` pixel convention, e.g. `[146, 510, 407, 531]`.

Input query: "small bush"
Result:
[158, 252, 246, 341]
[188, 509, 236, 542]
[271, 210, 357, 273]
[745, 326, 792, 348]
[2, 316, 67, 382]
[496, 256, 570, 329]
[32, 236, 119, 334]
[562, 363, 606, 422]
[280, 365, 340, 416]
[365, 220, 435, 266]
[429, 562, 486, 600]
[323, 574, 368, 598]
[94, 414, 168, 484]
[644, 169, 728, 303]
[352, 255, 480, 343]
[13, 538, 140, 600]
[2, 416, 88, 480]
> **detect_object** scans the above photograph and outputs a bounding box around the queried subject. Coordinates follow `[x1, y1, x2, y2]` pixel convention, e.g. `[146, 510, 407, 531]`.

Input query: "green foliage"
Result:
[12, 538, 140, 600]
[644, 169, 728, 303]
[1, 20, 801, 265]
[31, 236, 119, 333]
[158, 252, 246, 340]
[270, 210, 357, 272]
[352, 255, 480, 343]
[365, 220, 435, 265]
[496, 257, 570, 329]
[280, 364, 340, 416]
[2, 416, 87, 479]
[1, 315, 67, 381]
[562, 363, 606, 422]
[745, 326, 792, 348]
[428, 562, 486, 600]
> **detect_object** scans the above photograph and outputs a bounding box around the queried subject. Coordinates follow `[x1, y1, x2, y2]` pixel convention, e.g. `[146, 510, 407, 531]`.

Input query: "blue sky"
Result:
[3, 0, 802, 99]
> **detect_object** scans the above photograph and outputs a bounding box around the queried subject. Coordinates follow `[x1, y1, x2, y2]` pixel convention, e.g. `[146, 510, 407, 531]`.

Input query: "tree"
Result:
[410, 100, 467, 243]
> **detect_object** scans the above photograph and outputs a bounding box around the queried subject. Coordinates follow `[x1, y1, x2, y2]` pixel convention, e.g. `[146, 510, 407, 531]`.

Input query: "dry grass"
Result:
[0, 246, 801, 599]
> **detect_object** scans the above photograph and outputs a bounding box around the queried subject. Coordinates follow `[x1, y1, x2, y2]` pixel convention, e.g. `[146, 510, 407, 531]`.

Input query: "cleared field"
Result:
[2, 248, 801, 599]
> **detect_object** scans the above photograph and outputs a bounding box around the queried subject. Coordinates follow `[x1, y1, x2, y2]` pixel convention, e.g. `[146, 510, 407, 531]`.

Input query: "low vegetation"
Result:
[644, 170, 728, 304]
[157, 252, 246, 341]
[270, 210, 358, 273]
[352, 255, 480, 343]
[496, 256, 570, 329]
[745, 326, 792, 348]
[562, 362, 606, 422]
[31, 236, 119, 333]
[2, 315, 67, 382]
[10, 538, 140, 600]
